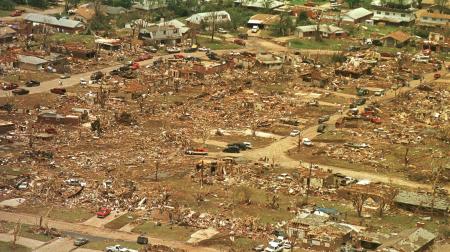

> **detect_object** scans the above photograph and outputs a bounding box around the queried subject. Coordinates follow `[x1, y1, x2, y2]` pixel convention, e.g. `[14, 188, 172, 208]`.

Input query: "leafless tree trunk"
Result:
[12, 221, 21, 249]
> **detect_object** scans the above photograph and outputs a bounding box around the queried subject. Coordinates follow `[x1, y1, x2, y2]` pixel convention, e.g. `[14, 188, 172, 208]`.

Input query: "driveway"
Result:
[34, 237, 76, 252]
[0, 233, 45, 250]
[83, 211, 124, 228]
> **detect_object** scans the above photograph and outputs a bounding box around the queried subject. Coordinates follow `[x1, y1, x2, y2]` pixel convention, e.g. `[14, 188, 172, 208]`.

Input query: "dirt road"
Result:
[0, 5, 63, 22]
[0, 210, 218, 252]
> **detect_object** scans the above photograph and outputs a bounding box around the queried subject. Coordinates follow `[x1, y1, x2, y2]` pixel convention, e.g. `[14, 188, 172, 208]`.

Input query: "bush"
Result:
[414, 28, 430, 38]
[0, 0, 15, 10]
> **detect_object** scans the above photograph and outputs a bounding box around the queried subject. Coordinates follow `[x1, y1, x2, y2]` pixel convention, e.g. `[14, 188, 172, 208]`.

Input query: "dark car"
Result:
[318, 115, 330, 124]
[223, 145, 240, 153]
[74, 237, 89, 246]
[25, 80, 40, 87]
[1, 83, 18, 90]
[90, 71, 104, 81]
[137, 235, 149, 245]
[185, 56, 201, 62]
[110, 69, 120, 75]
[50, 87, 66, 95]
[143, 46, 158, 53]
[206, 51, 220, 61]
[317, 124, 326, 133]
[12, 88, 29, 95]
[355, 98, 366, 106]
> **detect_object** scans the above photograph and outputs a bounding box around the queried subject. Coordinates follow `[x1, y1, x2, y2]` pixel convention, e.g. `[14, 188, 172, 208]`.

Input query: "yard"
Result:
[15, 204, 93, 223]
[196, 36, 241, 50]
[288, 38, 348, 51]
[47, 34, 96, 48]
[0, 241, 31, 252]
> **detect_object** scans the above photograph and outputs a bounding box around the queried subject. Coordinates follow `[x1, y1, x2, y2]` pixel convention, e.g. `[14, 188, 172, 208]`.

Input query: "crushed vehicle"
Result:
[105, 245, 138, 252]
[50, 88, 66, 95]
[185, 148, 208, 155]
[90, 71, 104, 81]
[25, 80, 40, 87]
[12, 88, 29, 95]
[96, 207, 111, 218]
[318, 115, 330, 124]
[1, 83, 18, 90]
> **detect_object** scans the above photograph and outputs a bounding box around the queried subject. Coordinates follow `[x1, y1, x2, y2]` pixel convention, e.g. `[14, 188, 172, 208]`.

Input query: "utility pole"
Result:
[305, 163, 313, 204]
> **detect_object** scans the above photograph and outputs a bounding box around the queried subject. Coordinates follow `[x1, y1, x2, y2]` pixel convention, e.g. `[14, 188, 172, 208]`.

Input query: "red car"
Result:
[135, 54, 153, 62]
[96, 207, 111, 218]
[174, 54, 185, 59]
[371, 117, 382, 124]
[50, 88, 66, 95]
[10, 10, 23, 17]
[434, 73, 441, 79]
[130, 62, 140, 70]
[1, 83, 18, 90]
[234, 39, 246, 46]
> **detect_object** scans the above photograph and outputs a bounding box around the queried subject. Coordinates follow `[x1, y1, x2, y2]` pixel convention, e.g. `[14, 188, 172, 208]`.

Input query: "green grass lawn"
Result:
[0, 10, 11, 17]
[15, 205, 93, 223]
[197, 36, 241, 50]
[18, 224, 54, 242]
[0, 241, 31, 252]
[47, 34, 96, 48]
[288, 38, 348, 51]
[104, 213, 137, 230]
[132, 223, 197, 242]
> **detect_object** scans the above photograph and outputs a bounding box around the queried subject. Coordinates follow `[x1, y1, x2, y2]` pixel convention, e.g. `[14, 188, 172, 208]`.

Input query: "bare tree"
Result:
[12, 220, 22, 249]
[351, 193, 368, 217]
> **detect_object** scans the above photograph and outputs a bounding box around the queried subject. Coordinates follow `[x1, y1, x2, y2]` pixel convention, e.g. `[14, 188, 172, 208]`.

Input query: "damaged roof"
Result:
[24, 13, 84, 29]
[382, 31, 411, 43]
[378, 228, 436, 252]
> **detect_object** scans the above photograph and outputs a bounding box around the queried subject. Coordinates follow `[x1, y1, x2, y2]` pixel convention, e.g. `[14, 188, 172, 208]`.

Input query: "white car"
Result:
[80, 78, 87, 85]
[105, 245, 138, 252]
[218, 28, 228, 34]
[264, 245, 282, 252]
[251, 26, 259, 33]
[302, 138, 313, 146]
[290, 130, 300, 137]
[198, 47, 210, 52]
[242, 142, 252, 149]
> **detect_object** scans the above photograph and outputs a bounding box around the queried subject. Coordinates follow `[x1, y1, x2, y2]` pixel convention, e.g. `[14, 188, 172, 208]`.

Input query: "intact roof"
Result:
[296, 24, 345, 33]
[419, 11, 450, 20]
[17, 55, 48, 65]
[378, 228, 436, 251]
[394, 190, 449, 211]
[234, 0, 285, 9]
[24, 13, 84, 29]
[345, 7, 373, 20]
[382, 31, 411, 43]
[248, 14, 280, 25]
[186, 11, 230, 23]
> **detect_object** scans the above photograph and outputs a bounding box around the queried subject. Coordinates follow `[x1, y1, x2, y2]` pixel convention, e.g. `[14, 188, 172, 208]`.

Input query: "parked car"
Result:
[166, 47, 181, 53]
[198, 47, 210, 52]
[135, 54, 153, 62]
[318, 115, 330, 123]
[90, 71, 104, 80]
[74, 237, 89, 246]
[218, 28, 228, 34]
[317, 124, 326, 133]
[25, 80, 40, 87]
[1, 83, 18, 90]
[251, 25, 259, 33]
[253, 244, 265, 251]
[371, 117, 382, 124]
[185, 148, 208, 155]
[10, 10, 23, 17]
[143, 46, 158, 53]
[355, 98, 366, 106]
[64, 178, 86, 187]
[130, 62, 140, 70]
[234, 39, 246, 46]
[137, 235, 149, 245]
[96, 207, 111, 218]
[105, 244, 138, 252]
[206, 51, 220, 60]
[223, 145, 240, 153]
[302, 138, 313, 146]
[12, 88, 29, 95]
[60, 73, 71, 79]
[80, 78, 88, 85]
[227, 142, 251, 150]
[290, 130, 300, 137]
[174, 54, 185, 59]
[50, 88, 66, 95]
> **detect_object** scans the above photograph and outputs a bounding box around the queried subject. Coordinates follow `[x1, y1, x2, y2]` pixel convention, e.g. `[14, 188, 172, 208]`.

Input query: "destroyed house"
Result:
[255, 53, 284, 69]
[417, 10, 450, 27]
[288, 214, 353, 251]
[0, 120, 15, 134]
[299, 168, 335, 189]
[37, 111, 80, 125]
[24, 13, 85, 33]
[377, 228, 436, 252]
[234, 0, 285, 10]
[394, 190, 450, 214]
[138, 25, 182, 46]
[342, 8, 373, 23]
[16, 55, 48, 70]
[50, 44, 97, 59]
[0, 26, 17, 43]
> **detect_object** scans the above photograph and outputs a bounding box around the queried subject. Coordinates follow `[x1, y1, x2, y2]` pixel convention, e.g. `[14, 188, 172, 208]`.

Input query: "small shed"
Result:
[0, 27, 17, 43]
[342, 8, 373, 23]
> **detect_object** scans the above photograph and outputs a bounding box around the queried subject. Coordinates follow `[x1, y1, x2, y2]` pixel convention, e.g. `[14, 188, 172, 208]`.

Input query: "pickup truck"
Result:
[105, 245, 138, 252]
